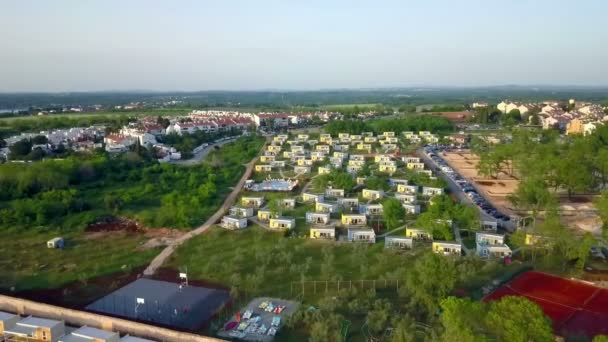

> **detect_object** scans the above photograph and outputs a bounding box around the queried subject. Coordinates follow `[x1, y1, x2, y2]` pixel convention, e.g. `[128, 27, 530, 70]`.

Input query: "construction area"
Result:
[217, 297, 299, 342]
[86, 278, 230, 331]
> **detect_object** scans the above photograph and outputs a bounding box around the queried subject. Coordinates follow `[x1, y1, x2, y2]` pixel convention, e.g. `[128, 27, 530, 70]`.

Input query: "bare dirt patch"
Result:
[85, 216, 185, 250]
[86, 216, 145, 233]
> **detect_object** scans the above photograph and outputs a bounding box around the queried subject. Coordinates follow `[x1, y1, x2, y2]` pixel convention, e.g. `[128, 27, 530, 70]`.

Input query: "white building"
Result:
[221, 216, 248, 230]
[347, 228, 376, 243]
[384, 236, 413, 250]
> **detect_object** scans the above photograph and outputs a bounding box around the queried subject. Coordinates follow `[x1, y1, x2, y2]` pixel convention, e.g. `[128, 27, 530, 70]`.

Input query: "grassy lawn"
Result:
[0, 228, 161, 291]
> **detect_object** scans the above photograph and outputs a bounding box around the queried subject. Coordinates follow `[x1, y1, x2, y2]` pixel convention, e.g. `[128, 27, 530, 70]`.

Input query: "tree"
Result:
[593, 149, 608, 188]
[31, 135, 48, 144]
[383, 198, 405, 229]
[367, 299, 392, 334]
[476, 152, 501, 179]
[390, 316, 416, 342]
[508, 177, 556, 225]
[485, 296, 553, 342]
[308, 314, 343, 342]
[440, 297, 486, 342]
[9, 139, 32, 157]
[405, 252, 457, 317]
[594, 191, 608, 241]
[529, 113, 541, 125]
[267, 198, 282, 218]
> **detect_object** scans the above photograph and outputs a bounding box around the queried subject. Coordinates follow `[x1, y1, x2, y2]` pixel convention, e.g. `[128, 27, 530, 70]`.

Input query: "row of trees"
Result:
[324, 115, 454, 136]
[475, 127, 608, 198]
[0, 115, 134, 133]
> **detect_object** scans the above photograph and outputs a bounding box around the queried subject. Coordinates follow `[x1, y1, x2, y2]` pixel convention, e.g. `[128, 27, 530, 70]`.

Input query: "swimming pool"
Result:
[246, 180, 298, 192]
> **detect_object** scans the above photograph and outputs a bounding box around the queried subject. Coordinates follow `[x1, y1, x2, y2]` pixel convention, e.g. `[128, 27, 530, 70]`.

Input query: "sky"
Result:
[1, 0, 608, 92]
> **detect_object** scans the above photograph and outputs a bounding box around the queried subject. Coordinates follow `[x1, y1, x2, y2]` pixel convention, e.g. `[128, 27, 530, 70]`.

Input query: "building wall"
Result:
[0, 295, 225, 342]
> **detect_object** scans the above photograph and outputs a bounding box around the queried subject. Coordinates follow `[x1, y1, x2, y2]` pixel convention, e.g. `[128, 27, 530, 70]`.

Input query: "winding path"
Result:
[143, 157, 258, 276]
[143, 137, 270, 276]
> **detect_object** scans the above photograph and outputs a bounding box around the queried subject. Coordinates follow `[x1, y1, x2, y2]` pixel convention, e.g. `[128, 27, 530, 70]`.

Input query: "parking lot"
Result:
[418, 145, 515, 231]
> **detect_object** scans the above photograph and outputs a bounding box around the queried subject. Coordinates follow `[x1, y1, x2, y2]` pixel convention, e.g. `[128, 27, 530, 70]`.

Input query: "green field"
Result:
[0, 229, 161, 292]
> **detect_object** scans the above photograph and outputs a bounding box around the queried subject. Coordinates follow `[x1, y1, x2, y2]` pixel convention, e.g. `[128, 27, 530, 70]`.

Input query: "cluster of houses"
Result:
[1, 126, 105, 159]
[221, 196, 297, 231]
[497, 99, 607, 135]
[384, 220, 512, 258]
[0, 311, 153, 342]
[255, 132, 445, 178]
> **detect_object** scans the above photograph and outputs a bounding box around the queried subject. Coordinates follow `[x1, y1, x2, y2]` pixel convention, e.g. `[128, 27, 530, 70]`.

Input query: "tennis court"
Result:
[484, 271, 608, 337]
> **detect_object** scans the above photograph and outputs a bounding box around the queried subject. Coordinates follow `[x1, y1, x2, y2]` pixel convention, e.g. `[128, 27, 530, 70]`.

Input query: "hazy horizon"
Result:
[2, 0, 607, 92]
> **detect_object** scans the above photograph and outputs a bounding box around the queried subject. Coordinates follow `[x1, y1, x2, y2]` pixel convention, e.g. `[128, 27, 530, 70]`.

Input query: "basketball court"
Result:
[86, 278, 230, 331]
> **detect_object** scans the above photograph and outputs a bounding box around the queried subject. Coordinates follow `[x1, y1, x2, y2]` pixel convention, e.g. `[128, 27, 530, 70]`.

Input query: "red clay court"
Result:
[484, 271, 608, 338]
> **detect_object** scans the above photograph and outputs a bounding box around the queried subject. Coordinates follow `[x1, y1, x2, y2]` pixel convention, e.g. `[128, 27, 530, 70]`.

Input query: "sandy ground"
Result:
[443, 151, 602, 235]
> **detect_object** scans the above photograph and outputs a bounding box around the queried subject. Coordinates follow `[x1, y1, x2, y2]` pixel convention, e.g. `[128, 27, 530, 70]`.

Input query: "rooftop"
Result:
[18, 316, 62, 328]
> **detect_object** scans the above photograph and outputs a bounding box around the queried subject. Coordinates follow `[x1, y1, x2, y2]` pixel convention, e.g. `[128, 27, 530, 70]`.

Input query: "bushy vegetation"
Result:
[415, 194, 480, 240]
[0, 115, 134, 133]
[0, 135, 264, 230]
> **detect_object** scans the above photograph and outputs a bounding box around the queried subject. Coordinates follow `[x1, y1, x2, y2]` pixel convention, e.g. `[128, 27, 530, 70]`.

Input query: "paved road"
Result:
[171, 138, 237, 166]
[416, 148, 515, 232]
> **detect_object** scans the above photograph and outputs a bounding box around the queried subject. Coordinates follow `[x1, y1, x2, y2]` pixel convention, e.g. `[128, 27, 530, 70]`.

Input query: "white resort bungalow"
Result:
[385, 236, 413, 250]
[306, 212, 331, 225]
[347, 228, 376, 243]
[241, 196, 264, 208]
[221, 216, 248, 230]
[281, 198, 296, 209]
[432, 241, 462, 256]
[422, 187, 444, 196]
[325, 188, 345, 198]
[362, 189, 384, 200]
[342, 213, 367, 226]
[269, 217, 296, 230]
[476, 232, 512, 258]
[294, 166, 311, 174]
[481, 220, 498, 232]
[338, 197, 359, 209]
[310, 227, 336, 240]
[397, 184, 419, 194]
[229, 206, 254, 218]
[395, 193, 417, 204]
[302, 193, 324, 203]
[316, 202, 338, 213]
[362, 204, 383, 216]
[402, 203, 421, 215]
[318, 166, 332, 175]
[406, 228, 432, 240]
